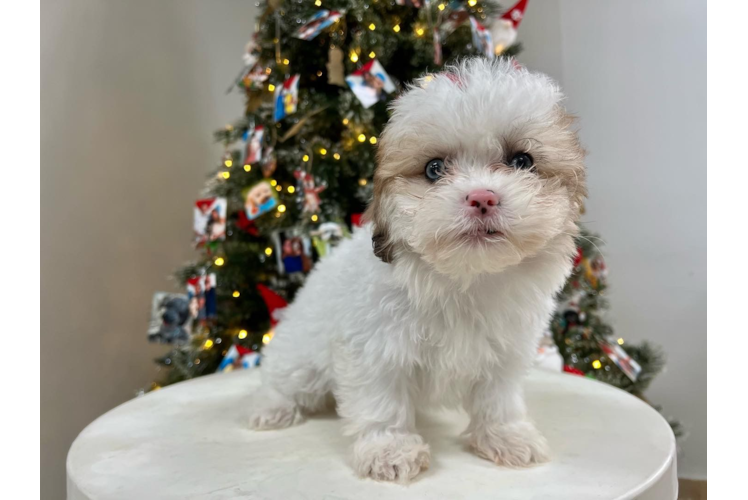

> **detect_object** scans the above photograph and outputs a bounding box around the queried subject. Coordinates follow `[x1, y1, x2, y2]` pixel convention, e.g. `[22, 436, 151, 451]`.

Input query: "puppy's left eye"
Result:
[425, 158, 447, 181]
[509, 152, 535, 170]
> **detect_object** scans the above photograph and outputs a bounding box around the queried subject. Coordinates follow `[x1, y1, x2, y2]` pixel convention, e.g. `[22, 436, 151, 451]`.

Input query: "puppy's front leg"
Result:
[464, 375, 550, 467]
[337, 364, 430, 482]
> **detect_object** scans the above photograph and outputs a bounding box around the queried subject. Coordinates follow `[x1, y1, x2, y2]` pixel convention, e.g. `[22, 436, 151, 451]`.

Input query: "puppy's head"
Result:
[366, 58, 586, 280]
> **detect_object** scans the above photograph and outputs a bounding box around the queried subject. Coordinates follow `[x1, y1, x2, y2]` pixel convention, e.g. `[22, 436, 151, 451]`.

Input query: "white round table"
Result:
[67, 369, 677, 499]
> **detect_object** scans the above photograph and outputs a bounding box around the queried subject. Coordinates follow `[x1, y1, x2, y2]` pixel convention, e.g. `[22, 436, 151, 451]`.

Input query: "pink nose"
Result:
[465, 189, 500, 216]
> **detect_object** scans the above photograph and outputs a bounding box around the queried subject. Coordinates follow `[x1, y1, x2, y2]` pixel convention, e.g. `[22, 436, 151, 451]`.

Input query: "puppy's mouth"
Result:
[461, 227, 505, 242]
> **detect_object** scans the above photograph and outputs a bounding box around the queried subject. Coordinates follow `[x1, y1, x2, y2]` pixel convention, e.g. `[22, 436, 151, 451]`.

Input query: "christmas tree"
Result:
[150, 0, 528, 386]
[149, 0, 678, 437]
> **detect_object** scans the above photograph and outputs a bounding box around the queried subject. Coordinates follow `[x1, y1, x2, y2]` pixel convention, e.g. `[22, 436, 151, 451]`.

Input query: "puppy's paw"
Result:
[248, 403, 304, 430]
[469, 420, 550, 467]
[353, 433, 430, 483]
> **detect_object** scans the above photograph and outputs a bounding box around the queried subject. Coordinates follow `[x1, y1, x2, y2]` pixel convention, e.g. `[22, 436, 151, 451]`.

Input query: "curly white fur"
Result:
[249, 59, 586, 482]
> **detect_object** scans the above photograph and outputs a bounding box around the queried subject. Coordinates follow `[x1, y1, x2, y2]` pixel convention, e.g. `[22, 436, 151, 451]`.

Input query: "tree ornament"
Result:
[294, 169, 326, 213]
[327, 46, 347, 86]
[292, 10, 344, 40]
[563, 365, 585, 376]
[274, 75, 300, 121]
[488, 0, 528, 56]
[257, 284, 288, 327]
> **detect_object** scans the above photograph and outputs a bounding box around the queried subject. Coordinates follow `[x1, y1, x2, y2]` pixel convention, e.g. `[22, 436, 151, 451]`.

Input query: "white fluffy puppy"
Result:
[249, 58, 586, 482]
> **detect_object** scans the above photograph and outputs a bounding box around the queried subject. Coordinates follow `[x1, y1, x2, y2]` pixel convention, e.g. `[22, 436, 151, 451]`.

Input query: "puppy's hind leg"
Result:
[247, 384, 305, 430]
[248, 364, 332, 431]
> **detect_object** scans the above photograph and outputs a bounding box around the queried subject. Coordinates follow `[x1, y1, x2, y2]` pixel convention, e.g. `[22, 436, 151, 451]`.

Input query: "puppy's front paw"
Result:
[469, 420, 550, 467]
[353, 433, 430, 483]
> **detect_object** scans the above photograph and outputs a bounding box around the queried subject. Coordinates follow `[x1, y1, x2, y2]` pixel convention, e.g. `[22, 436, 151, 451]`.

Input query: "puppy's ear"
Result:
[363, 184, 394, 264]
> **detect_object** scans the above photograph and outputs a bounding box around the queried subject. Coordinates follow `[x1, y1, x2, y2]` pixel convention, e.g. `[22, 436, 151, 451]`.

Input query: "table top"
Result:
[67, 369, 677, 500]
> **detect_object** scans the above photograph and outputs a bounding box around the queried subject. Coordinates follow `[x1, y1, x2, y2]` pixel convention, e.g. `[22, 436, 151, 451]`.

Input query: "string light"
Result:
[270, 179, 278, 186]
[359, 178, 368, 186]
[238, 329, 248, 339]
[369, 136, 377, 145]
[244, 164, 251, 172]
[468, 0, 477, 6]
[617, 338, 625, 345]
[287, 186, 295, 193]
[214, 257, 225, 266]
[264, 247, 273, 256]
[393, 24, 400, 33]
[221, 171, 230, 179]
[319, 148, 327, 155]
[592, 360, 602, 369]
[350, 52, 359, 63]
[268, 83, 276, 92]
[302, 154, 310, 162]
[315, 0, 322, 5]
[357, 133, 366, 142]
[369, 23, 376, 31]
[369, 51, 376, 58]
[311, 214, 319, 222]
[342, 118, 349, 125]
[203, 339, 214, 349]
[278, 204, 287, 213]
[416, 27, 425, 36]
[333, 153, 341, 160]
[276, 185, 282, 192]
[224, 159, 233, 167]
[438, 3, 446, 10]
[263, 330, 275, 344]
[232, 290, 240, 298]
[282, 58, 290, 65]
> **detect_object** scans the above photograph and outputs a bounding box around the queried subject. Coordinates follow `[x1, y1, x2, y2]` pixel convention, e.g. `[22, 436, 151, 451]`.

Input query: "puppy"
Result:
[249, 58, 586, 482]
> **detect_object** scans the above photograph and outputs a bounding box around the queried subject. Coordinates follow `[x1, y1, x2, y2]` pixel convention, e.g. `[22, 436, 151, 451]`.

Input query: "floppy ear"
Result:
[363, 184, 394, 264]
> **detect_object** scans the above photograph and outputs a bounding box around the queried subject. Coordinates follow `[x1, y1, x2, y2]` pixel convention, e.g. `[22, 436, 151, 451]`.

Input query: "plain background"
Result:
[41, 0, 706, 497]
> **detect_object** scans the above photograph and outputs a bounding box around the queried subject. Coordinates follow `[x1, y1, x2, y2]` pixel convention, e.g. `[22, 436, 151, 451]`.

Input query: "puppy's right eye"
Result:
[425, 159, 447, 181]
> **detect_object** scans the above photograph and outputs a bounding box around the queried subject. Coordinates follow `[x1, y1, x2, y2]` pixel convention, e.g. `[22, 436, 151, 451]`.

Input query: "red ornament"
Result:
[236, 210, 260, 236]
[256, 284, 288, 327]
[236, 345, 254, 356]
[563, 365, 585, 376]
[573, 247, 583, 267]
[500, 0, 529, 29]
[351, 213, 364, 227]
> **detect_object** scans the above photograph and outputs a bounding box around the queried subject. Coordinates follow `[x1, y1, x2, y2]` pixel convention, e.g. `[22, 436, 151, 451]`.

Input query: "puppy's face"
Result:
[366, 59, 586, 280]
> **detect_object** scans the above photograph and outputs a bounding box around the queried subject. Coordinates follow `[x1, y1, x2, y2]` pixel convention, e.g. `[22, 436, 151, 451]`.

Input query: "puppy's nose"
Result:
[464, 189, 500, 216]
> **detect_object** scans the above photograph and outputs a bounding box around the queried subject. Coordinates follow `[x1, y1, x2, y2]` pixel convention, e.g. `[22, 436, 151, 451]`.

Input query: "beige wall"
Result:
[41, 1, 258, 497]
